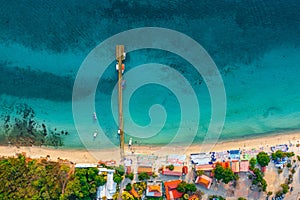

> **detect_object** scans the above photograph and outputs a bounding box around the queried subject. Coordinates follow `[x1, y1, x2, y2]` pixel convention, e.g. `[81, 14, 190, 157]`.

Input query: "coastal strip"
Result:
[1, 131, 299, 163]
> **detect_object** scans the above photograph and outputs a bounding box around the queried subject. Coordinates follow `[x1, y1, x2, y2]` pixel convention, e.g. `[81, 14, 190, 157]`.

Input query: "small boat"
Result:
[93, 112, 97, 121]
[122, 80, 126, 88]
[129, 137, 132, 146]
[93, 131, 97, 138]
[116, 62, 125, 74]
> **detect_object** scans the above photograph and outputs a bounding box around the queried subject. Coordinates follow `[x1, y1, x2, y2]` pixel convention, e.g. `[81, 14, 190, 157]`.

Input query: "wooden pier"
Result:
[116, 45, 125, 160]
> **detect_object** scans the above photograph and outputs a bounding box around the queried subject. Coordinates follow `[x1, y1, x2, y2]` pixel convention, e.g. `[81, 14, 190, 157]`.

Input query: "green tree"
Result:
[267, 191, 273, 196]
[167, 164, 174, 171]
[176, 182, 186, 193]
[186, 183, 197, 192]
[238, 198, 246, 200]
[138, 172, 150, 181]
[125, 172, 134, 180]
[63, 167, 101, 199]
[97, 174, 107, 186]
[196, 170, 204, 176]
[122, 191, 134, 200]
[275, 150, 284, 159]
[125, 183, 132, 191]
[281, 184, 289, 194]
[256, 152, 270, 167]
[222, 167, 237, 184]
[113, 173, 123, 184]
[115, 165, 125, 176]
[286, 152, 295, 158]
[249, 158, 256, 169]
[213, 164, 224, 182]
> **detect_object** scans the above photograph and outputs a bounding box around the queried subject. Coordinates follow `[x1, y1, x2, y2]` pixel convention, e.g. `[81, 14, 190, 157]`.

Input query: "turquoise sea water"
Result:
[0, 1, 300, 149]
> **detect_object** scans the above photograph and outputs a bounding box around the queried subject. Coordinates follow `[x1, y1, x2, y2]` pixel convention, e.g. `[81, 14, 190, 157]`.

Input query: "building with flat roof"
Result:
[161, 166, 183, 176]
[195, 164, 214, 172]
[137, 166, 153, 175]
[239, 160, 250, 172]
[230, 161, 240, 173]
[97, 169, 116, 200]
[75, 163, 97, 168]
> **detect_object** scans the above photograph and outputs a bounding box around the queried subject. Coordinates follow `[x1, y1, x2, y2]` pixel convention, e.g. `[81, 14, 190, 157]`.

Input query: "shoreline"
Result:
[1, 131, 299, 164]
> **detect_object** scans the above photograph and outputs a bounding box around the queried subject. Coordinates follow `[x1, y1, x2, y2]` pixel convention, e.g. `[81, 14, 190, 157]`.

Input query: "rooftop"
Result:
[161, 166, 183, 176]
[146, 181, 163, 197]
[195, 174, 212, 189]
[164, 180, 183, 200]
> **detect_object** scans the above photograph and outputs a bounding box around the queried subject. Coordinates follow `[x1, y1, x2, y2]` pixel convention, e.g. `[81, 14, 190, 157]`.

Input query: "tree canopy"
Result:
[0, 155, 104, 200]
[138, 172, 150, 181]
[256, 152, 270, 167]
[213, 164, 238, 184]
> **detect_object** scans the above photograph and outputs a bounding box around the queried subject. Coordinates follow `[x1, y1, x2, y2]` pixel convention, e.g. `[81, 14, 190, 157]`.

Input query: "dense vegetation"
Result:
[176, 181, 197, 193]
[0, 155, 102, 200]
[251, 168, 267, 191]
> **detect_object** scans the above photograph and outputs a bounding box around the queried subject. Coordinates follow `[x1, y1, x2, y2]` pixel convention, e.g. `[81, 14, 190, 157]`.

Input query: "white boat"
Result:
[93, 112, 97, 120]
[116, 62, 125, 74]
[93, 131, 98, 138]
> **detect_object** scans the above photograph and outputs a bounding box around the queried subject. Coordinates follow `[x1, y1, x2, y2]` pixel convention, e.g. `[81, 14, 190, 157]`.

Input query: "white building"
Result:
[97, 169, 117, 200]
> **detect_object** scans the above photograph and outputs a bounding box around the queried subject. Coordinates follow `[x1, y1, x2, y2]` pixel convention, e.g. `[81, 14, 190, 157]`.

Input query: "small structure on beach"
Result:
[239, 160, 250, 172]
[195, 174, 213, 189]
[164, 180, 183, 200]
[228, 150, 241, 161]
[271, 144, 288, 152]
[230, 161, 240, 173]
[190, 153, 211, 165]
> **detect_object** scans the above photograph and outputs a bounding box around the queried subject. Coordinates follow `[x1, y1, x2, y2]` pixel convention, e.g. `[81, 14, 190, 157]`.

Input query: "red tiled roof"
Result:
[164, 180, 183, 200]
[130, 187, 139, 198]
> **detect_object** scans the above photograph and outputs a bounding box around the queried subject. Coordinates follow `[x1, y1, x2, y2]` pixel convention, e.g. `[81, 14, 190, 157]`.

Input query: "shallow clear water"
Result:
[0, 0, 300, 149]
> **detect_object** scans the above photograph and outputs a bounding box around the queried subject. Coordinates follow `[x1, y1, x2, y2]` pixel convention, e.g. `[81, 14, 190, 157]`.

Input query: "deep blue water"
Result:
[0, 0, 300, 149]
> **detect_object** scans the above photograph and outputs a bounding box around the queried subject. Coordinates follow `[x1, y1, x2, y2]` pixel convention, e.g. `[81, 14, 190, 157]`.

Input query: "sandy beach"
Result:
[1, 131, 300, 164]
